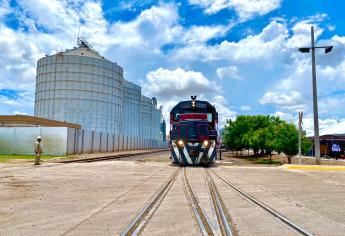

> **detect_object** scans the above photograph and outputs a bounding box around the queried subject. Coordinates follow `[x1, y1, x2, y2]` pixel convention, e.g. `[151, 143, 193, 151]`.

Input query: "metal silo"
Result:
[34, 41, 123, 134]
[140, 96, 153, 139]
[123, 81, 141, 137]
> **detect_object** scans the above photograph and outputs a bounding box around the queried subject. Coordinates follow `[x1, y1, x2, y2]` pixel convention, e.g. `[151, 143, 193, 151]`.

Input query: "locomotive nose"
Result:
[189, 148, 199, 157]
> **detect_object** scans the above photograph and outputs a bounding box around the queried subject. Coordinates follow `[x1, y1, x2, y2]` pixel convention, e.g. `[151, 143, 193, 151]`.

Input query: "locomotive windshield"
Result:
[170, 101, 217, 124]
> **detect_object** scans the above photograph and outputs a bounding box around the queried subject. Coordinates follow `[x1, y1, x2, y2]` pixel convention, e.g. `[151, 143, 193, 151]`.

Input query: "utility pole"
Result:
[298, 111, 303, 164]
[311, 26, 321, 165]
[298, 26, 333, 165]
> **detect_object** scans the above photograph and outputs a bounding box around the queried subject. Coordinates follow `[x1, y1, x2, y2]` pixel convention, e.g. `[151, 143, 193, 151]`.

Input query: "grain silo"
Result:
[140, 96, 153, 139]
[123, 80, 141, 137]
[34, 40, 123, 134]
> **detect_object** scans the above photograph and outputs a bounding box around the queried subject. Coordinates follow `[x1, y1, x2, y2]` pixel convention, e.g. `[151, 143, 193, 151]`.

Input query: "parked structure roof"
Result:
[0, 115, 81, 129]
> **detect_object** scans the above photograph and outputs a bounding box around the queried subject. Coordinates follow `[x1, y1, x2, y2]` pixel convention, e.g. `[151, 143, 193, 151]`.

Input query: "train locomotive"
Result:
[169, 96, 219, 165]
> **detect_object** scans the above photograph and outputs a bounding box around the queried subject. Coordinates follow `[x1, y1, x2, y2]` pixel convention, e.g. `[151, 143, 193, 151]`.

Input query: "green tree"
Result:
[223, 115, 300, 164]
[301, 136, 312, 155]
[274, 123, 299, 164]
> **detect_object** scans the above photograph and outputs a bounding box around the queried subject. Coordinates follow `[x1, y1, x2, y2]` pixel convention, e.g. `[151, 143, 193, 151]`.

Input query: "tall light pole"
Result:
[298, 26, 333, 165]
[298, 111, 303, 164]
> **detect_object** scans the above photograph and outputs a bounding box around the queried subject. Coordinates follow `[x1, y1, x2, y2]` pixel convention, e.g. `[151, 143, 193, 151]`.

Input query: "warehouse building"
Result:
[34, 39, 164, 141]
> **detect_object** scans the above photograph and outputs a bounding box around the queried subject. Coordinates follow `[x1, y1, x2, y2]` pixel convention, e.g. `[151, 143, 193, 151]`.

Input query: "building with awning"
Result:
[309, 134, 345, 157]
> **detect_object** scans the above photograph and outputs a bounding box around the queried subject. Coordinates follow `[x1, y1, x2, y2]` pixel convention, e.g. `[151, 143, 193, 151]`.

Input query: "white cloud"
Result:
[173, 21, 288, 63]
[0, 24, 43, 91]
[217, 65, 243, 80]
[287, 19, 324, 48]
[328, 25, 336, 31]
[142, 68, 235, 128]
[213, 95, 237, 127]
[231, 0, 281, 21]
[189, 0, 281, 21]
[143, 67, 220, 99]
[0, 0, 10, 19]
[260, 91, 307, 111]
[240, 105, 251, 111]
[0, 90, 34, 115]
[16, 0, 78, 31]
[269, 111, 343, 136]
[106, 3, 231, 49]
[0, 95, 19, 105]
[319, 119, 345, 135]
[318, 92, 345, 116]
[272, 111, 295, 123]
[14, 110, 27, 115]
[182, 24, 231, 44]
[303, 116, 339, 136]
[332, 35, 345, 44]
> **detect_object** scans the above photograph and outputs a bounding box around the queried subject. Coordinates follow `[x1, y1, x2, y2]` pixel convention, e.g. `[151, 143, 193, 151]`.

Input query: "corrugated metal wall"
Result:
[0, 127, 168, 155]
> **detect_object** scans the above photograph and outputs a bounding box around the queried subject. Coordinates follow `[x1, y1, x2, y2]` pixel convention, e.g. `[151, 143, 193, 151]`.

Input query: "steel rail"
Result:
[205, 169, 234, 236]
[0, 150, 168, 174]
[120, 167, 181, 236]
[58, 150, 167, 163]
[210, 169, 314, 236]
[183, 167, 212, 236]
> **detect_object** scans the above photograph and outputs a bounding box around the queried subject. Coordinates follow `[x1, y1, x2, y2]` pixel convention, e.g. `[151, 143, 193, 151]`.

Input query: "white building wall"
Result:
[0, 127, 68, 155]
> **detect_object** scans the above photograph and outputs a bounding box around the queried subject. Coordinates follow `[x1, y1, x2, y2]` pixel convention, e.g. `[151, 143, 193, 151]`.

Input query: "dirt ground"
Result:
[220, 150, 345, 166]
[217, 151, 282, 166]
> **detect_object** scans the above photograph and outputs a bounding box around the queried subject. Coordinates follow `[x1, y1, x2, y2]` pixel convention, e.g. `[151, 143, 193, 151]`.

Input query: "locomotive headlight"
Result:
[177, 140, 184, 146]
[203, 140, 209, 147]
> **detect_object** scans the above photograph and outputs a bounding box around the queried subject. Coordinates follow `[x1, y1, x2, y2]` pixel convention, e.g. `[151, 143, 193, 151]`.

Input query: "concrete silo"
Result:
[123, 81, 141, 137]
[34, 41, 123, 134]
[140, 96, 153, 139]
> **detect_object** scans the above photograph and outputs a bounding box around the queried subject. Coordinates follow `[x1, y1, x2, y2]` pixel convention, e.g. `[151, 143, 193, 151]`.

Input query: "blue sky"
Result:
[0, 0, 345, 134]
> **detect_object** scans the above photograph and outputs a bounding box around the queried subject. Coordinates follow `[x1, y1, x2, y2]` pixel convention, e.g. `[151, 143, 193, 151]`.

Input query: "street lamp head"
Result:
[298, 47, 310, 53]
[325, 46, 333, 54]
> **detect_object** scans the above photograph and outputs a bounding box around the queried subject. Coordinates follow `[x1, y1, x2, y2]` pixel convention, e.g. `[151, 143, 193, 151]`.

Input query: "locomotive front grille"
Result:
[189, 149, 199, 157]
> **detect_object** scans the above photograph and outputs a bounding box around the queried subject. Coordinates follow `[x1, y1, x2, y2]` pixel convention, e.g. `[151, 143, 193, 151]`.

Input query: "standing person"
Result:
[34, 136, 43, 165]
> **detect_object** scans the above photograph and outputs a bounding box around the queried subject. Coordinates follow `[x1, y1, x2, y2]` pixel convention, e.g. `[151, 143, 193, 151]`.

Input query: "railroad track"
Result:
[117, 165, 314, 236]
[183, 167, 235, 236]
[120, 167, 182, 236]
[120, 166, 235, 236]
[209, 169, 314, 236]
[0, 150, 167, 174]
[58, 149, 167, 163]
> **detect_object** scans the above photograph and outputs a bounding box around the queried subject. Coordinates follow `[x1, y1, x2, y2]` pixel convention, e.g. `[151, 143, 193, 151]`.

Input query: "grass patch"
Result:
[255, 159, 282, 165]
[0, 154, 60, 163]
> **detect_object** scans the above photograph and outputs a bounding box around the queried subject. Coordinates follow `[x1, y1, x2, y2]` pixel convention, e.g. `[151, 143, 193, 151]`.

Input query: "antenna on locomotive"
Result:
[191, 95, 197, 107]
